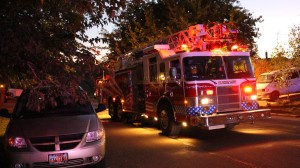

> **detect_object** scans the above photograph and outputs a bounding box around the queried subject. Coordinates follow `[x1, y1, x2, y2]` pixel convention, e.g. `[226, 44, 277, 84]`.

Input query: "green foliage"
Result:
[269, 45, 291, 70]
[0, 0, 138, 89]
[251, 58, 269, 78]
[289, 25, 300, 59]
[104, 0, 263, 62]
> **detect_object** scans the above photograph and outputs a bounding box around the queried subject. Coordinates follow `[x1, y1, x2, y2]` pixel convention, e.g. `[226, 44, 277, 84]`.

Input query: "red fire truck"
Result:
[95, 22, 271, 137]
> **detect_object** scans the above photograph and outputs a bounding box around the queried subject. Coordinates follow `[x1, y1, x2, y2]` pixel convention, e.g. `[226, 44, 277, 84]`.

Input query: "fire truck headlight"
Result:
[201, 98, 213, 105]
[251, 95, 257, 100]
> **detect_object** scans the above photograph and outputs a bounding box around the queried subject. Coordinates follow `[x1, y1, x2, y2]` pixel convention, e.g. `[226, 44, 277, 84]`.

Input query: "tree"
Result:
[251, 58, 269, 78]
[269, 44, 290, 69]
[0, 0, 142, 90]
[289, 25, 300, 59]
[104, 0, 263, 62]
[287, 24, 300, 68]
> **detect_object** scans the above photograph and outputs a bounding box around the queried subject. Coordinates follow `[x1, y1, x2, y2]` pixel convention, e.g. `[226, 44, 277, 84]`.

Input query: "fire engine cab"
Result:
[96, 22, 271, 137]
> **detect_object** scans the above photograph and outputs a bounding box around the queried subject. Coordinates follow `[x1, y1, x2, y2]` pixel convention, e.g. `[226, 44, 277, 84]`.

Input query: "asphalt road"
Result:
[1, 108, 299, 168]
[98, 111, 300, 168]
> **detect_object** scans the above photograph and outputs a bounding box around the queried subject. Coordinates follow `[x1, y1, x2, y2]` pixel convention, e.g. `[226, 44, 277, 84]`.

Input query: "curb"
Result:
[271, 110, 300, 118]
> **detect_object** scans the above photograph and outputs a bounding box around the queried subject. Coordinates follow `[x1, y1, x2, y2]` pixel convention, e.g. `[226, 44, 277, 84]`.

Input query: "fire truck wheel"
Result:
[158, 105, 181, 137]
[109, 103, 117, 121]
[110, 102, 123, 122]
[115, 102, 123, 121]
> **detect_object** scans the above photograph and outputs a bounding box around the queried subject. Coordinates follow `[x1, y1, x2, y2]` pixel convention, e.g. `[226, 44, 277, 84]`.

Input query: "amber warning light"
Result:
[206, 90, 214, 95]
[244, 86, 253, 93]
[231, 44, 248, 52]
[180, 44, 190, 52]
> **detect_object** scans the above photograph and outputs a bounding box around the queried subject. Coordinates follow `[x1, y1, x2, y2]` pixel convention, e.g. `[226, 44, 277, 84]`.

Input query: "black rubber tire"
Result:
[158, 105, 181, 138]
[109, 102, 117, 121]
[115, 101, 123, 121]
[110, 101, 123, 122]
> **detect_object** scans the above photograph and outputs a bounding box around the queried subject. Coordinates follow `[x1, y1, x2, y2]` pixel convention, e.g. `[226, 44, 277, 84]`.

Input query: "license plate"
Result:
[48, 153, 68, 164]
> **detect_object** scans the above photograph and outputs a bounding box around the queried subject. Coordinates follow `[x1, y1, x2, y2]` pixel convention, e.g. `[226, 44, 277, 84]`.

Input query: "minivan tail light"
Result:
[8, 136, 27, 148]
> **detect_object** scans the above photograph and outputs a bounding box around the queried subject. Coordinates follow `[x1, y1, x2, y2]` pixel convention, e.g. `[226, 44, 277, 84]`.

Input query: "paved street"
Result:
[98, 110, 300, 168]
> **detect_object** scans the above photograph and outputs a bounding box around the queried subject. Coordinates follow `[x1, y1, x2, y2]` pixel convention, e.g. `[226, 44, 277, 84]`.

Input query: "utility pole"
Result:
[265, 51, 269, 60]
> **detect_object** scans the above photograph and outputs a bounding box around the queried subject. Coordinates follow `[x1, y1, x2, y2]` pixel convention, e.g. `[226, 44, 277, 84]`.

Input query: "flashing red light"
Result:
[241, 83, 257, 100]
[112, 97, 116, 102]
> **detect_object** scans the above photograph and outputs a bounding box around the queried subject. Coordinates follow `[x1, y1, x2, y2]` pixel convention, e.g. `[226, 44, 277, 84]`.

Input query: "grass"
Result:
[0, 99, 15, 137]
[0, 118, 9, 137]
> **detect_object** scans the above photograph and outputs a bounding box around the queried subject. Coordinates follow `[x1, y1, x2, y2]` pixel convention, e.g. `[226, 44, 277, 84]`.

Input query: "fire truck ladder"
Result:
[157, 22, 239, 52]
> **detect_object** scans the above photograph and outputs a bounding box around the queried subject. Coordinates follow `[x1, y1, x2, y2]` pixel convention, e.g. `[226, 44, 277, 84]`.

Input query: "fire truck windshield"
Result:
[183, 56, 254, 81]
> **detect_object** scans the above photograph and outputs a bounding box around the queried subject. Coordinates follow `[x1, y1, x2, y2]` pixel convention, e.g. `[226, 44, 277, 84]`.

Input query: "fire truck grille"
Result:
[217, 86, 240, 112]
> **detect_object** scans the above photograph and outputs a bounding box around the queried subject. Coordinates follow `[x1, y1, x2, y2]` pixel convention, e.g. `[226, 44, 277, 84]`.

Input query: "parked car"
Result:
[256, 67, 300, 101]
[0, 86, 105, 168]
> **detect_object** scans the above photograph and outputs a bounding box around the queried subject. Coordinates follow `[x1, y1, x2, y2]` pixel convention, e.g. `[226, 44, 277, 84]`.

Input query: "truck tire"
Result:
[110, 101, 123, 122]
[115, 101, 123, 121]
[109, 102, 117, 121]
[158, 105, 181, 138]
